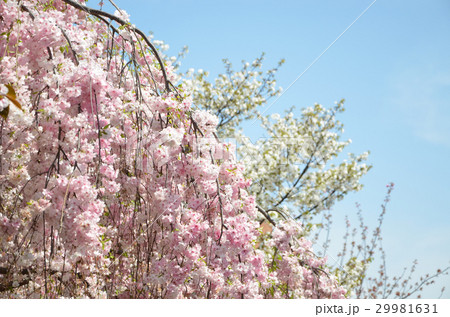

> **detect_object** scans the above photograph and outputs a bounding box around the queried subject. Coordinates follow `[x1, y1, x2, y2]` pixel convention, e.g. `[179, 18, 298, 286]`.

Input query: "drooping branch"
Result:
[60, 0, 171, 92]
[57, 26, 80, 66]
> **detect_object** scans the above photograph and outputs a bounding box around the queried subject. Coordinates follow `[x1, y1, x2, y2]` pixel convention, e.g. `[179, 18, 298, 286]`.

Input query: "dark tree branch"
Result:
[57, 26, 80, 66]
[295, 188, 337, 220]
[273, 156, 313, 208]
[256, 205, 276, 226]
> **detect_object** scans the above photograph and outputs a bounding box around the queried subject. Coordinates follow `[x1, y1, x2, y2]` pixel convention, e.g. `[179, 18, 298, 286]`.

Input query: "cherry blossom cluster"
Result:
[239, 102, 371, 223]
[0, 0, 344, 298]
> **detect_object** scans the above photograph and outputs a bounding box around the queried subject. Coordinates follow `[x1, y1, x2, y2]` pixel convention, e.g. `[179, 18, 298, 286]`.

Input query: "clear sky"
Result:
[88, 0, 450, 298]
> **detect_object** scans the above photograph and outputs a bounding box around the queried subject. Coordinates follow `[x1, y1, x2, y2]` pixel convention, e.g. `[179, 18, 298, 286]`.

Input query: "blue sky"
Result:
[89, 0, 450, 297]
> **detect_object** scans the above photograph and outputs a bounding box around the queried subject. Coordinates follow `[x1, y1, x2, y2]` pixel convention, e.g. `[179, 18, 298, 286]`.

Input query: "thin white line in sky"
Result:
[255, 0, 378, 121]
